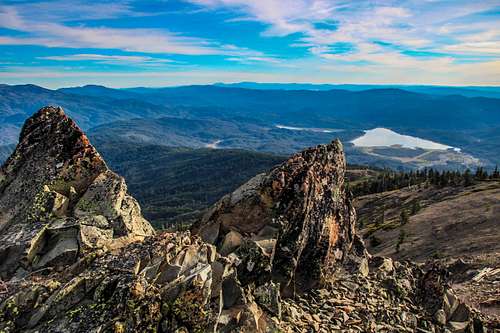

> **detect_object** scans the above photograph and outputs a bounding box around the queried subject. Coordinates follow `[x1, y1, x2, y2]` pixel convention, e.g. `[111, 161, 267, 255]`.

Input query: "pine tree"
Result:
[411, 201, 421, 215]
[395, 230, 406, 253]
[400, 209, 409, 225]
[492, 166, 499, 179]
[464, 169, 473, 186]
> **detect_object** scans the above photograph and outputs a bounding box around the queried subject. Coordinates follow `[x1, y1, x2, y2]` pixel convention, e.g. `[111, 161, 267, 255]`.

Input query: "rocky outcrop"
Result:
[0, 233, 485, 333]
[0, 232, 234, 332]
[193, 140, 357, 292]
[0, 106, 154, 279]
[0, 107, 490, 332]
[277, 259, 487, 333]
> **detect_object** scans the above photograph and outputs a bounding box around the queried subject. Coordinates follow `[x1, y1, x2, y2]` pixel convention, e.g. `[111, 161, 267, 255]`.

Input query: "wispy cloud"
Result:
[3, 0, 140, 22]
[226, 56, 282, 64]
[188, 0, 336, 36]
[187, 0, 500, 63]
[38, 54, 178, 66]
[0, 0, 498, 86]
[0, 3, 264, 57]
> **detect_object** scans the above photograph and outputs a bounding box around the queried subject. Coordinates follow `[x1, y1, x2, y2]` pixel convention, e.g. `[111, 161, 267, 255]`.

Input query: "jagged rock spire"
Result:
[193, 139, 358, 292]
[0, 106, 154, 279]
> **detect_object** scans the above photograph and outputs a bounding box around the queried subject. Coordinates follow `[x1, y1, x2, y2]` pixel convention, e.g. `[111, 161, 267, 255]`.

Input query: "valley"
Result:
[1, 83, 499, 171]
[94, 139, 284, 228]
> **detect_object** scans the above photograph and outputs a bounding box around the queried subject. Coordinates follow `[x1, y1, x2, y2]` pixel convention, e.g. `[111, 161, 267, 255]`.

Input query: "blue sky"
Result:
[0, 0, 499, 88]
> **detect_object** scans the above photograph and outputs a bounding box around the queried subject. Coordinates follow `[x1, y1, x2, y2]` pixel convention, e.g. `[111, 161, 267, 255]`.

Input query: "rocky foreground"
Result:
[0, 107, 494, 332]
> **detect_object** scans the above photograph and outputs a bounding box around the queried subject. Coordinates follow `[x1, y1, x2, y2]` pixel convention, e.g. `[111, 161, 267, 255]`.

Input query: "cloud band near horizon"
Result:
[0, 0, 499, 88]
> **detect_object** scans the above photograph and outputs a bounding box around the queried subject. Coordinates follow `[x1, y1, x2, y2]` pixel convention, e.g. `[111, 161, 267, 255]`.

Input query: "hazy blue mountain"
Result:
[125, 85, 500, 131]
[215, 82, 500, 98]
[6, 84, 499, 133]
[399, 86, 500, 99]
[0, 84, 179, 144]
[214, 82, 343, 91]
[58, 84, 142, 99]
[1, 83, 499, 168]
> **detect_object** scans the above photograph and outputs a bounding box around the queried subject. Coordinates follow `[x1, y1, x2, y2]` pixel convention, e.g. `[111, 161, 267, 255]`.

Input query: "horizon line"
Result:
[2, 81, 500, 90]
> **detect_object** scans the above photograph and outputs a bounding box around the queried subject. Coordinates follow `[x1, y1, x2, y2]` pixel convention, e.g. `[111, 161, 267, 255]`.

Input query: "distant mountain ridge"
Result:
[0, 83, 179, 144]
[58, 84, 143, 99]
[56, 82, 500, 99]
[1, 83, 500, 169]
[215, 82, 500, 98]
[60, 84, 500, 130]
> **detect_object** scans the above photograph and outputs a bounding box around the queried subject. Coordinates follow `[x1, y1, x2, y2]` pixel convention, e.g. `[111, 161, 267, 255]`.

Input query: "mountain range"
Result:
[214, 82, 500, 99]
[1, 83, 500, 170]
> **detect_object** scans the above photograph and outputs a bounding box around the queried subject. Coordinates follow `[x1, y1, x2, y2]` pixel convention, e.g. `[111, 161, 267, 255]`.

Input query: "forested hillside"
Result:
[94, 139, 284, 228]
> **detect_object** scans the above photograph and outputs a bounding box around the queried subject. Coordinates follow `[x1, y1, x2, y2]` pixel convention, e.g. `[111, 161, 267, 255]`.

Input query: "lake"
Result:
[351, 128, 460, 151]
[275, 124, 342, 133]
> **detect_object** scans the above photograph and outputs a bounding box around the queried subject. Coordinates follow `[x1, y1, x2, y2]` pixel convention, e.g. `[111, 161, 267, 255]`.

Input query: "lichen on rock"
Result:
[0, 106, 154, 280]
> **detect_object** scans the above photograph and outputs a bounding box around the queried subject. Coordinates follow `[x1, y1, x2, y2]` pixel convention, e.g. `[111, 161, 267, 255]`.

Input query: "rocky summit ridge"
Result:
[0, 107, 491, 332]
[0, 106, 154, 279]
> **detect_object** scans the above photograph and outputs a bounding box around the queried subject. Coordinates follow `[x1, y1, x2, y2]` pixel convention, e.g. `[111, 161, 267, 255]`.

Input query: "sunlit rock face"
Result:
[193, 139, 358, 292]
[0, 106, 154, 279]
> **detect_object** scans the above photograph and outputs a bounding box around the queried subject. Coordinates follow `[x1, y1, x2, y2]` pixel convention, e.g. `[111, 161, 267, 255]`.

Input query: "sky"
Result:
[0, 0, 499, 88]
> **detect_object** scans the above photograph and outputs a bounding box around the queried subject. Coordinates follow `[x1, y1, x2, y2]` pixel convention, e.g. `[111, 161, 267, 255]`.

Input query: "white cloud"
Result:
[187, 0, 500, 66]
[226, 56, 282, 64]
[442, 28, 500, 55]
[38, 54, 178, 65]
[0, 4, 264, 57]
[1, 0, 498, 86]
[443, 42, 500, 55]
[188, 0, 336, 36]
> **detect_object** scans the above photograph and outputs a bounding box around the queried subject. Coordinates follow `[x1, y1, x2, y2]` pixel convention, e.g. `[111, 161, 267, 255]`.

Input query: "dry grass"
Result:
[355, 180, 500, 262]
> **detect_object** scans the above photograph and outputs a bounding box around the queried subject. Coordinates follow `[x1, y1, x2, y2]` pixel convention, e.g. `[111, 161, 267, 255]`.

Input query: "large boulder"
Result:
[193, 140, 357, 292]
[0, 107, 154, 279]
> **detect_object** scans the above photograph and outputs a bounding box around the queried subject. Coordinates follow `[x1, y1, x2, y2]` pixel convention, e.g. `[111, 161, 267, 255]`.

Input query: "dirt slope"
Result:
[355, 180, 500, 325]
[355, 180, 500, 261]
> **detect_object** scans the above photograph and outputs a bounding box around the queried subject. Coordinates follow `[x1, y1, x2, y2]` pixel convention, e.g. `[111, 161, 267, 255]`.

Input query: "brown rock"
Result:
[219, 230, 243, 256]
[193, 140, 358, 292]
[0, 107, 154, 279]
